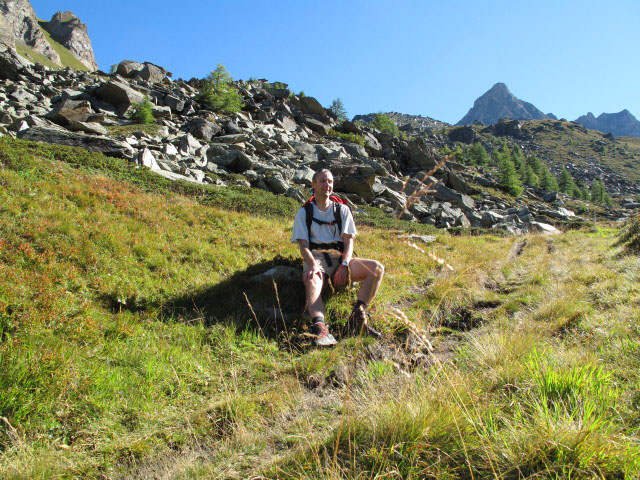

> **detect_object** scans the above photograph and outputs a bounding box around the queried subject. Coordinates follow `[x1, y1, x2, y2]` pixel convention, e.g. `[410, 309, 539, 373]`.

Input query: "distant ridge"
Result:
[352, 112, 449, 132]
[456, 83, 556, 126]
[575, 110, 640, 138]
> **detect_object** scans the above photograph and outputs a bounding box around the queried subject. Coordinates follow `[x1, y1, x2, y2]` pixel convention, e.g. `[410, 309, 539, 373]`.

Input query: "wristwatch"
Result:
[341, 260, 349, 267]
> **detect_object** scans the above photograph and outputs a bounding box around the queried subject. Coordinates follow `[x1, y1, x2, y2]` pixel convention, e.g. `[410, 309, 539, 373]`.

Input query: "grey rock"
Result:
[136, 63, 166, 83]
[299, 116, 329, 135]
[187, 118, 221, 141]
[274, 113, 297, 132]
[18, 125, 134, 158]
[292, 166, 315, 186]
[481, 211, 504, 227]
[45, 98, 92, 125]
[400, 234, 437, 244]
[264, 173, 289, 194]
[216, 133, 249, 144]
[116, 60, 144, 77]
[139, 147, 160, 170]
[67, 120, 108, 135]
[291, 95, 326, 115]
[95, 79, 145, 116]
[164, 94, 185, 113]
[249, 266, 301, 284]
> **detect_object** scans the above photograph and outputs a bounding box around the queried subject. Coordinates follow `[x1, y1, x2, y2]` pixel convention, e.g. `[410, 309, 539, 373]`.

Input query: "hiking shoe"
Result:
[347, 305, 382, 338]
[310, 321, 337, 346]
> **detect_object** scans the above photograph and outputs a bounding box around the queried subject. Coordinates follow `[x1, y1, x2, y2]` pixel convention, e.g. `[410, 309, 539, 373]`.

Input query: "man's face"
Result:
[312, 171, 334, 197]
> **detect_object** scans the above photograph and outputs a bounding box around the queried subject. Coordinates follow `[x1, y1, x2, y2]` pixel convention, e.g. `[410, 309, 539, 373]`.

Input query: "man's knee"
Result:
[304, 272, 324, 290]
[374, 261, 385, 279]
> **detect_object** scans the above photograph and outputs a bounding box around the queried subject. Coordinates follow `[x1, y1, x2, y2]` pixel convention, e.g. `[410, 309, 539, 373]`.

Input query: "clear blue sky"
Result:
[30, 0, 640, 124]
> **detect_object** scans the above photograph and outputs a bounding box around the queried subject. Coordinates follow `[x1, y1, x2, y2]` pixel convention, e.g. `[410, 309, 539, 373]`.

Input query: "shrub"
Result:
[617, 214, 640, 253]
[328, 129, 365, 146]
[128, 97, 155, 125]
[371, 113, 399, 136]
[196, 64, 244, 114]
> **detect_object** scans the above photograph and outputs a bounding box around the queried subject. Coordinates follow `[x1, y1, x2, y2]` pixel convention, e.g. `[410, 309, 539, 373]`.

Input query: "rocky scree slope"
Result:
[0, 55, 614, 234]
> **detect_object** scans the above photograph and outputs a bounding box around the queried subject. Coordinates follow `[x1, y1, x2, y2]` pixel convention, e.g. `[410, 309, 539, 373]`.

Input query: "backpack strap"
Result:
[303, 198, 345, 253]
[304, 201, 314, 245]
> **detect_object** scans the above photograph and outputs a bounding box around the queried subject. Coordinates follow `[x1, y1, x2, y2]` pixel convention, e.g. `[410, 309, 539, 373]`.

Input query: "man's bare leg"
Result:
[348, 258, 385, 305]
[304, 271, 325, 319]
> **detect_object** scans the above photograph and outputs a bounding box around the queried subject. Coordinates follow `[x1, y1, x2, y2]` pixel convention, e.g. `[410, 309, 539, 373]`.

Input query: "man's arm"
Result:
[332, 233, 354, 286]
[297, 239, 322, 280]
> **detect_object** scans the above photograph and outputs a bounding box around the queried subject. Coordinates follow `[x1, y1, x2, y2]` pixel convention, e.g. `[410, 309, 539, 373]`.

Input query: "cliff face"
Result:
[40, 11, 98, 71]
[0, 0, 61, 64]
[575, 110, 640, 138]
[456, 83, 555, 126]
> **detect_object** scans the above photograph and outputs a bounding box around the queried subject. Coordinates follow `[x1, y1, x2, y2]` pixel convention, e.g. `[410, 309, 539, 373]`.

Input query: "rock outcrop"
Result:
[40, 11, 98, 71]
[457, 83, 555, 126]
[575, 110, 640, 138]
[0, 0, 61, 64]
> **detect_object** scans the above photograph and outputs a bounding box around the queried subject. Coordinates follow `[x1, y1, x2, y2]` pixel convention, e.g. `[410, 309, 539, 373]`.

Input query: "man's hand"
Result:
[306, 262, 323, 281]
[332, 264, 349, 286]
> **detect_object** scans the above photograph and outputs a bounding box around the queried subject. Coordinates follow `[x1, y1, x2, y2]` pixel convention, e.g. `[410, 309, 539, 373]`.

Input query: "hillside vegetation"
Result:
[1, 137, 640, 478]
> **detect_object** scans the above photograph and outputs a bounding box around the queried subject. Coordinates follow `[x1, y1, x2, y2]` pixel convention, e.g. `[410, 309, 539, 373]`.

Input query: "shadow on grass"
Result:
[100, 255, 308, 341]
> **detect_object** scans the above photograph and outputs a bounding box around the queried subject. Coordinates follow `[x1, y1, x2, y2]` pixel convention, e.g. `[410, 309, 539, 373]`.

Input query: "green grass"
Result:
[1, 137, 640, 478]
[14, 42, 60, 70]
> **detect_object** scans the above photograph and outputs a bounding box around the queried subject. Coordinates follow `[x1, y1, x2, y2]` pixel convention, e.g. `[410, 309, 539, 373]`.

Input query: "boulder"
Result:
[67, 120, 108, 135]
[274, 113, 297, 132]
[138, 147, 160, 170]
[45, 98, 92, 125]
[264, 173, 290, 194]
[95, 79, 145, 116]
[187, 118, 221, 141]
[164, 94, 185, 113]
[447, 126, 476, 144]
[18, 125, 134, 158]
[334, 174, 376, 203]
[299, 116, 329, 135]
[116, 60, 144, 77]
[292, 96, 326, 115]
[136, 63, 166, 83]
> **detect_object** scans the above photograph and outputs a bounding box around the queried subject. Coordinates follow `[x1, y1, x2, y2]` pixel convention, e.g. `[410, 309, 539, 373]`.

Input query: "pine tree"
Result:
[196, 64, 244, 114]
[524, 165, 540, 187]
[558, 167, 577, 194]
[329, 98, 348, 122]
[539, 166, 558, 192]
[498, 155, 523, 197]
[468, 143, 489, 165]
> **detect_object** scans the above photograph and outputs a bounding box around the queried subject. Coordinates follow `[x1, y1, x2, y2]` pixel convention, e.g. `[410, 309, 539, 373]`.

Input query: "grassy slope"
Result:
[0, 137, 639, 478]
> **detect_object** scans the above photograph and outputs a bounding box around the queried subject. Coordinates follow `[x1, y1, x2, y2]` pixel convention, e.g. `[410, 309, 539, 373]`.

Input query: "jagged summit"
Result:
[456, 82, 555, 126]
[0, 0, 96, 71]
[575, 109, 640, 138]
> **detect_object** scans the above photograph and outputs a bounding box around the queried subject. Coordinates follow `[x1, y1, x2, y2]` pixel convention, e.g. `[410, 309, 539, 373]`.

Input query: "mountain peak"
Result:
[575, 109, 640, 137]
[457, 83, 552, 126]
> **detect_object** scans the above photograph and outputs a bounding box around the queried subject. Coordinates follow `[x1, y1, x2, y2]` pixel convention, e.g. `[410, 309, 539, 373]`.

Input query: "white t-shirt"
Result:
[291, 201, 357, 244]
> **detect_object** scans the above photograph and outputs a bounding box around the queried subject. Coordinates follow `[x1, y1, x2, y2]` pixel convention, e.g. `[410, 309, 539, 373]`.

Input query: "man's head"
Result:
[311, 168, 334, 199]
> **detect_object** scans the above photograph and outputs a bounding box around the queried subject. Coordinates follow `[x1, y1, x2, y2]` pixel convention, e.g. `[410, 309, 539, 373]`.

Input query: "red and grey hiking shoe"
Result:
[311, 321, 337, 346]
[347, 305, 382, 338]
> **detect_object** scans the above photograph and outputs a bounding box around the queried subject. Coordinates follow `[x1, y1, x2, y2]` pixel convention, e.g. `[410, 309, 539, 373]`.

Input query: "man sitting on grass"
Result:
[291, 168, 385, 346]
